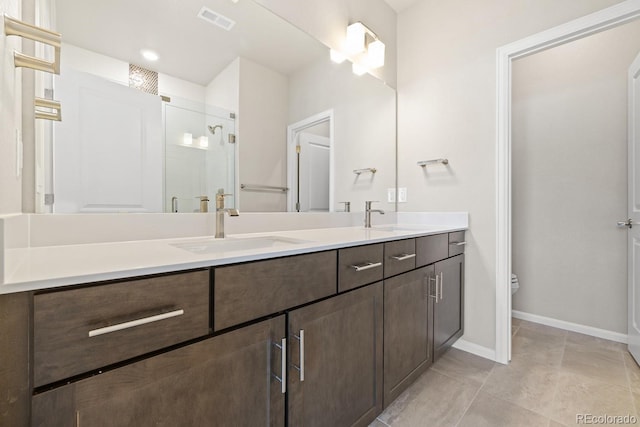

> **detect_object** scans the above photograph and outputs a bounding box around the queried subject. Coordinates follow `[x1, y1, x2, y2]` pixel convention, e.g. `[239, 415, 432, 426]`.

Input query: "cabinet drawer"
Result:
[384, 239, 416, 278]
[34, 270, 210, 387]
[338, 243, 384, 292]
[213, 251, 337, 331]
[416, 234, 448, 267]
[449, 231, 466, 257]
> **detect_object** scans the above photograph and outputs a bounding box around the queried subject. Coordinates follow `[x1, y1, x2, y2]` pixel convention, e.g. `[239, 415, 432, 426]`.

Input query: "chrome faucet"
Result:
[364, 200, 384, 228]
[215, 189, 239, 238]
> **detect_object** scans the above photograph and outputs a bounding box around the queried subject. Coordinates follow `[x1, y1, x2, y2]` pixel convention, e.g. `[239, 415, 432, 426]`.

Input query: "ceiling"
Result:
[382, 0, 421, 13]
[55, 0, 328, 86]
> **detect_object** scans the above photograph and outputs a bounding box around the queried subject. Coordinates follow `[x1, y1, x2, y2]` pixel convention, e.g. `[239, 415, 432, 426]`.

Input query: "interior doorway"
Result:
[287, 110, 334, 212]
[496, 1, 640, 364]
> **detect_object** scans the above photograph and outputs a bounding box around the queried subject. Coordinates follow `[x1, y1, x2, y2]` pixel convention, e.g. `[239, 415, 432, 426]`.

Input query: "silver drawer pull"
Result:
[449, 241, 467, 246]
[350, 262, 382, 272]
[391, 253, 416, 261]
[293, 330, 305, 382]
[272, 338, 287, 394]
[88, 309, 184, 337]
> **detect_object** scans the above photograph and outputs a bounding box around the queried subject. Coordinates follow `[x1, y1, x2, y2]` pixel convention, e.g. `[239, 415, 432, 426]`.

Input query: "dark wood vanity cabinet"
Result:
[383, 266, 434, 407]
[1, 231, 465, 427]
[433, 254, 465, 360]
[288, 282, 383, 427]
[32, 315, 286, 427]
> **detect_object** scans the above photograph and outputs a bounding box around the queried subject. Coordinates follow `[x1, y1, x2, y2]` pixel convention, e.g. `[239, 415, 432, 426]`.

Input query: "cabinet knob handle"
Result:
[350, 262, 382, 272]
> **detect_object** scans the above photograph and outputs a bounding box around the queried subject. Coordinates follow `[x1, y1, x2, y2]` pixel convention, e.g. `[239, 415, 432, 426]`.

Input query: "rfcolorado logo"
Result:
[576, 414, 638, 425]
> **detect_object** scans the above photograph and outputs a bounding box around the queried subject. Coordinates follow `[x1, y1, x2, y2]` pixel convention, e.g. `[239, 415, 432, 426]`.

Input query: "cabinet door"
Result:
[383, 266, 433, 407]
[433, 254, 465, 360]
[288, 282, 383, 427]
[32, 316, 286, 427]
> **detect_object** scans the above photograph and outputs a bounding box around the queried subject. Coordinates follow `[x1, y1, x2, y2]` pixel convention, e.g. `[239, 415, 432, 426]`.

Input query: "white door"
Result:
[53, 68, 163, 213]
[297, 132, 330, 212]
[628, 51, 640, 362]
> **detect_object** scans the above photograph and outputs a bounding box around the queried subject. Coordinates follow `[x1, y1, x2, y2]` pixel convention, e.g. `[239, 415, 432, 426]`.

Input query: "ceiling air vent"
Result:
[197, 6, 236, 31]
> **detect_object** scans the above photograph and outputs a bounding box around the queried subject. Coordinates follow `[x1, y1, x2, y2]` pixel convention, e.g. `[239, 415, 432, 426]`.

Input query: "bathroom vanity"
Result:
[0, 226, 465, 427]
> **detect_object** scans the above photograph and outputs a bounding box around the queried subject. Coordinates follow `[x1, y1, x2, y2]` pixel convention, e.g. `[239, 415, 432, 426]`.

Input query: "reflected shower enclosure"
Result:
[164, 99, 236, 213]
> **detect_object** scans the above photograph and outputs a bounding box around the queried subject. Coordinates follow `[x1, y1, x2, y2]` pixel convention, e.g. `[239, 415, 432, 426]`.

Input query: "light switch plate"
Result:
[398, 187, 407, 203]
[387, 188, 396, 203]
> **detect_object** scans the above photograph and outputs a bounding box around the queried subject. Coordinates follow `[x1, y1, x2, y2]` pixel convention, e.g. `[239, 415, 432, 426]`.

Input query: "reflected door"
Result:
[297, 132, 330, 212]
[628, 51, 640, 363]
[53, 69, 163, 213]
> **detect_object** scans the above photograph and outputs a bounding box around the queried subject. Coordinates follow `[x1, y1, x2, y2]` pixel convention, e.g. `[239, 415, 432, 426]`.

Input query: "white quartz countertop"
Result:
[2, 224, 467, 294]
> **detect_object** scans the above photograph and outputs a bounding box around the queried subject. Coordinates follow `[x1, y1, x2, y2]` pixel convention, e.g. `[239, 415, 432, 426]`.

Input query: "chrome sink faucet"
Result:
[364, 201, 384, 228]
[215, 189, 239, 239]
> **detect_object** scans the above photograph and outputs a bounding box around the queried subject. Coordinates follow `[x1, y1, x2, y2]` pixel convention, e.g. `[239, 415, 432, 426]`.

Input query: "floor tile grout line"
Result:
[452, 354, 498, 427]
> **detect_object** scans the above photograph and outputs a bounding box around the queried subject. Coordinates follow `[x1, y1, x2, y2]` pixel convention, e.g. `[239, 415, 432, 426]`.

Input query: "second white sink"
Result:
[171, 236, 310, 254]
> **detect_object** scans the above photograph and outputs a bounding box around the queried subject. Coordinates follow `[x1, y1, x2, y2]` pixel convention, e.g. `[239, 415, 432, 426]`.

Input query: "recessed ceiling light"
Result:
[141, 49, 159, 61]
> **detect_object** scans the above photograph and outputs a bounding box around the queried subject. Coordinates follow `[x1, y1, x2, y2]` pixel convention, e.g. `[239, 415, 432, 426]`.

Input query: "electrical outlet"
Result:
[398, 187, 407, 203]
[387, 188, 396, 203]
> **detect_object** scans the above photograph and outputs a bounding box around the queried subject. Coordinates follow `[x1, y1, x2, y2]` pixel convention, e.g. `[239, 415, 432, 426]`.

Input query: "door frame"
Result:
[495, 0, 640, 364]
[286, 110, 334, 212]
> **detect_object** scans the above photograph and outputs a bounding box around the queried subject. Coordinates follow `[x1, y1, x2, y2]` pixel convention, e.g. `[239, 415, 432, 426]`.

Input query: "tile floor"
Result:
[370, 318, 640, 426]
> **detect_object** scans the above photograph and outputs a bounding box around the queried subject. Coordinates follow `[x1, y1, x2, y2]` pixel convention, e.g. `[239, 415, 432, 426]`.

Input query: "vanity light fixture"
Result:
[183, 133, 193, 145]
[346, 22, 367, 54]
[366, 40, 385, 69]
[198, 136, 209, 148]
[330, 49, 347, 64]
[339, 22, 385, 75]
[352, 62, 368, 76]
[141, 49, 159, 61]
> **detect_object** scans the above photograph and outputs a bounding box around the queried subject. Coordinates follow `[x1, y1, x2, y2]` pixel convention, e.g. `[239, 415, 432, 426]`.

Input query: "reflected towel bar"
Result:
[353, 168, 377, 175]
[417, 159, 449, 167]
[241, 184, 288, 192]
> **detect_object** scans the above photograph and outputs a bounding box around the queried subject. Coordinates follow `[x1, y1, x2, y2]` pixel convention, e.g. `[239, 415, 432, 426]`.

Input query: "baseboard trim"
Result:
[452, 338, 497, 362]
[512, 310, 628, 344]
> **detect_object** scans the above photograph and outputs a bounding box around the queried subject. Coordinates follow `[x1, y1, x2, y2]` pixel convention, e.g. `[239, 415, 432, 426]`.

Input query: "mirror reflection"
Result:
[40, 0, 396, 213]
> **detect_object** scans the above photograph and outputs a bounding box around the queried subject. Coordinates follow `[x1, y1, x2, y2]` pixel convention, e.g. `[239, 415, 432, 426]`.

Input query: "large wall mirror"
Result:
[35, 0, 396, 214]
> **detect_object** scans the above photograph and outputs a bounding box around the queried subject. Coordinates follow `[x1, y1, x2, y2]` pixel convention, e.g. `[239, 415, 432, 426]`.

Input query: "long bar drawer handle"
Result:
[449, 241, 467, 246]
[391, 253, 416, 261]
[350, 262, 382, 272]
[88, 309, 184, 337]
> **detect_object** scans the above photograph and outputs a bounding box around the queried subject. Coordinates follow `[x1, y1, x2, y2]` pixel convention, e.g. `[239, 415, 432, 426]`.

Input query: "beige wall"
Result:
[397, 0, 623, 351]
[0, 0, 23, 215]
[288, 58, 396, 212]
[256, 0, 397, 88]
[512, 21, 640, 334]
[238, 57, 289, 212]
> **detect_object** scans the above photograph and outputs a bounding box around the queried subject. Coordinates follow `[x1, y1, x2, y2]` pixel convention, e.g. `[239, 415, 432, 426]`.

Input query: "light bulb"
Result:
[367, 40, 385, 69]
[352, 62, 368, 76]
[183, 133, 193, 145]
[346, 23, 366, 54]
[330, 49, 347, 64]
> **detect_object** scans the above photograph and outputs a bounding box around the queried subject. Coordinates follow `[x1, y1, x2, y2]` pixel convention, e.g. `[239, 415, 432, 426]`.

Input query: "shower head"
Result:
[208, 124, 223, 135]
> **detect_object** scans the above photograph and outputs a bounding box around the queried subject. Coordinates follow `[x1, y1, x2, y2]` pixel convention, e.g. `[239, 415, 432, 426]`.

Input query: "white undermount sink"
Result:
[171, 236, 311, 254]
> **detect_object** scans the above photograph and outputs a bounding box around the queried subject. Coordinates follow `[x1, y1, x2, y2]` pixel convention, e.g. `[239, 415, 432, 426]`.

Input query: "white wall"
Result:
[512, 21, 640, 334]
[289, 58, 396, 212]
[255, 0, 397, 88]
[61, 44, 206, 103]
[205, 58, 240, 113]
[397, 0, 623, 352]
[0, 0, 23, 215]
[238, 57, 289, 212]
